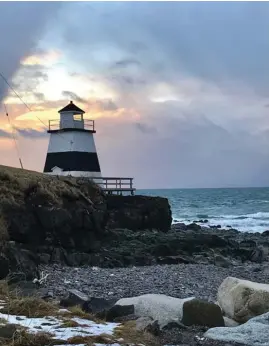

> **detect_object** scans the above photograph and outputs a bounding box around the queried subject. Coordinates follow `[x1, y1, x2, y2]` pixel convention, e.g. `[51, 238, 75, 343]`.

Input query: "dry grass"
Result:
[62, 305, 104, 323]
[1, 297, 58, 318]
[0, 280, 9, 299]
[113, 320, 161, 346]
[0, 164, 104, 209]
[58, 319, 80, 328]
[66, 333, 114, 345]
[0, 329, 65, 346]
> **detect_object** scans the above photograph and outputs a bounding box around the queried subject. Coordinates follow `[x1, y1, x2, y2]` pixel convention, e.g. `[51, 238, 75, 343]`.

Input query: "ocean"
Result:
[137, 187, 269, 233]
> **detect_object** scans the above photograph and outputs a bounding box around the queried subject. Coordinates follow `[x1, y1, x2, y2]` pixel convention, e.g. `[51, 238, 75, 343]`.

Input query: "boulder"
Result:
[60, 289, 89, 308]
[116, 294, 194, 328]
[116, 294, 223, 328]
[217, 277, 269, 323]
[182, 299, 224, 327]
[205, 312, 269, 346]
[82, 297, 117, 316]
[104, 304, 134, 322]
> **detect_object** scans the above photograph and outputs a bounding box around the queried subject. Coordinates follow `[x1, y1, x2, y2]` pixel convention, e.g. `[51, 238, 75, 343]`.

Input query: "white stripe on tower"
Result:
[43, 101, 102, 184]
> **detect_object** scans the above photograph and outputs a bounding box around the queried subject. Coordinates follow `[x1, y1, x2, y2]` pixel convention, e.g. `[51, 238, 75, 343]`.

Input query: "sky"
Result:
[0, 1, 269, 189]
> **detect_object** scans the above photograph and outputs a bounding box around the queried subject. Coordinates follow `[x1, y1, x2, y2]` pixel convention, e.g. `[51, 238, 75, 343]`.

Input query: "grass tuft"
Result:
[63, 305, 104, 323]
[66, 333, 113, 345]
[114, 320, 160, 346]
[0, 329, 65, 346]
[1, 297, 58, 318]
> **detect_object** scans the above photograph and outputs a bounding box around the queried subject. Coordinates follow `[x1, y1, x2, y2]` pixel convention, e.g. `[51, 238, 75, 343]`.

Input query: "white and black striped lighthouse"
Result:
[43, 101, 102, 180]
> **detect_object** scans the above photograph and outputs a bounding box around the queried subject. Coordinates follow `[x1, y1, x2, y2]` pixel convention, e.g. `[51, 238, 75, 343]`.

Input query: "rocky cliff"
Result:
[0, 165, 172, 280]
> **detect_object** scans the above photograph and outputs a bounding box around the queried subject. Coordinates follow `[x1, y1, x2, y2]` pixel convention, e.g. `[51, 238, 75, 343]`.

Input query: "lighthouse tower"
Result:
[43, 101, 102, 181]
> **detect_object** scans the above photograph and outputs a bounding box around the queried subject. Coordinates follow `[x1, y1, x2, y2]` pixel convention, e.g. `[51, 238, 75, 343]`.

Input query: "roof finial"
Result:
[70, 100, 73, 104]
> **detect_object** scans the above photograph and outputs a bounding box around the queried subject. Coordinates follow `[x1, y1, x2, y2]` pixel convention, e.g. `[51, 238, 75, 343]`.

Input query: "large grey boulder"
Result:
[205, 312, 269, 346]
[116, 294, 224, 328]
[217, 277, 269, 323]
[117, 294, 193, 328]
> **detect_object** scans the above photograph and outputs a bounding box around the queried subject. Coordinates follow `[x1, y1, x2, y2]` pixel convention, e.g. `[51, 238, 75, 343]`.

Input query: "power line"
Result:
[0, 72, 72, 144]
[4, 103, 24, 169]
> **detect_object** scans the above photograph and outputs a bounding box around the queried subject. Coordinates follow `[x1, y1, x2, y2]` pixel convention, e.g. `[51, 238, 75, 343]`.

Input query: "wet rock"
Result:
[187, 223, 201, 231]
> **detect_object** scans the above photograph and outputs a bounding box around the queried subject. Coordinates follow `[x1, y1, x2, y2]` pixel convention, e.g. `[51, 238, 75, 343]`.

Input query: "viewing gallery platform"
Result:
[77, 177, 136, 195]
[94, 177, 135, 195]
[48, 118, 95, 133]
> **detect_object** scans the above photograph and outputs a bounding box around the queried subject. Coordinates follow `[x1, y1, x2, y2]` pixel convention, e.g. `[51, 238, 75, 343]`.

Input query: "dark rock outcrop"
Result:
[106, 195, 172, 232]
[0, 165, 172, 278]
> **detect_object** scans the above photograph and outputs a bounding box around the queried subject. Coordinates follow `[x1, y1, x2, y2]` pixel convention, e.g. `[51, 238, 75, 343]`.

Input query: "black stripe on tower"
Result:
[44, 151, 101, 172]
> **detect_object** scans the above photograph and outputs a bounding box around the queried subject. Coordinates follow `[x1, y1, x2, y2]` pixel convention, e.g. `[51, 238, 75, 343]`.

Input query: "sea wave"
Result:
[172, 211, 269, 233]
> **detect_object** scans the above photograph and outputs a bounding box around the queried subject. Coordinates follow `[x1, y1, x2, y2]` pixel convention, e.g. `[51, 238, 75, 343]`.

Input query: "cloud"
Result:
[135, 122, 157, 134]
[113, 59, 141, 69]
[0, 2, 62, 102]
[55, 2, 269, 96]
[15, 128, 47, 138]
[87, 99, 118, 112]
[62, 91, 86, 104]
[0, 129, 10, 138]
[1, 2, 269, 188]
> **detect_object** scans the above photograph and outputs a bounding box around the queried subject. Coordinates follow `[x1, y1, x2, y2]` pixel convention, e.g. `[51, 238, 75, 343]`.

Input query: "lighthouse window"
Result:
[73, 114, 82, 121]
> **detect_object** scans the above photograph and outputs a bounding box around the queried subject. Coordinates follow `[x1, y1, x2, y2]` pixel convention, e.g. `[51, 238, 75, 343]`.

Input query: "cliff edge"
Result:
[0, 165, 172, 279]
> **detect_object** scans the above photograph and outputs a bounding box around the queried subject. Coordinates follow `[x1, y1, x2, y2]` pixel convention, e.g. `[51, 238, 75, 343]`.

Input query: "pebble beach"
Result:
[42, 262, 269, 301]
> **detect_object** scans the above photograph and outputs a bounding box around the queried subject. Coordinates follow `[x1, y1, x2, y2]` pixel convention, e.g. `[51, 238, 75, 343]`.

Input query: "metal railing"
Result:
[77, 176, 135, 195]
[48, 119, 95, 132]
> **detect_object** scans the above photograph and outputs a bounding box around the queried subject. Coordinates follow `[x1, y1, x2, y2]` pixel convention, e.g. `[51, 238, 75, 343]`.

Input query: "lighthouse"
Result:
[43, 101, 102, 181]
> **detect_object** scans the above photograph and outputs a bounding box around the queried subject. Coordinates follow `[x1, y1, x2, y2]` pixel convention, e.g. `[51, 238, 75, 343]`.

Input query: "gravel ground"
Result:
[41, 262, 268, 346]
[42, 262, 269, 301]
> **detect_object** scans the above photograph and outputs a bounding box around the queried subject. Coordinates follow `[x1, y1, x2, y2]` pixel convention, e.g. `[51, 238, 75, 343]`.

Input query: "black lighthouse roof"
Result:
[58, 101, 85, 114]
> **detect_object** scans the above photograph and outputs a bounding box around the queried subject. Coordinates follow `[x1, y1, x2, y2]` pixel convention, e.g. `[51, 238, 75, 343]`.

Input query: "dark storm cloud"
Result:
[59, 2, 269, 96]
[0, 2, 62, 101]
[62, 91, 86, 104]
